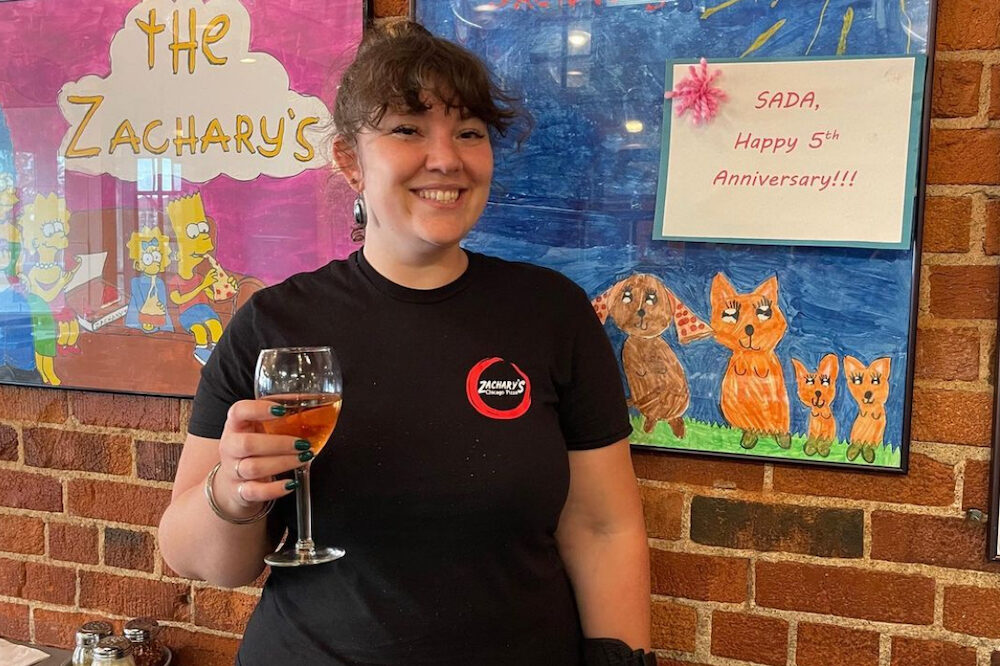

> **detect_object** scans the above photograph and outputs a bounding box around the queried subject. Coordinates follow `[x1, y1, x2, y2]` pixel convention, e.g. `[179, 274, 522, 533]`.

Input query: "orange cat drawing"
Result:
[843, 355, 890, 464]
[710, 273, 790, 450]
[791, 354, 838, 457]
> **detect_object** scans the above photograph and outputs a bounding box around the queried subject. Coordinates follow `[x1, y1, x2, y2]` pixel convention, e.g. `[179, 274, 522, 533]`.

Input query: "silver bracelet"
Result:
[204, 462, 274, 525]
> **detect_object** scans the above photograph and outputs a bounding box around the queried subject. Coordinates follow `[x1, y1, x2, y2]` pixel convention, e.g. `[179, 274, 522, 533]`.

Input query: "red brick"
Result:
[0, 601, 29, 642]
[796, 622, 880, 666]
[640, 485, 682, 540]
[33, 608, 113, 649]
[871, 511, 1000, 572]
[79, 571, 191, 621]
[104, 527, 155, 572]
[48, 522, 99, 564]
[986, 198, 1000, 255]
[944, 585, 1000, 638]
[373, 0, 407, 18]
[691, 496, 862, 557]
[194, 587, 258, 633]
[994, 651, 1000, 666]
[915, 328, 980, 381]
[0, 557, 23, 597]
[633, 451, 764, 490]
[911, 389, 993, 446]
[23, 562, 75, 605]
[68, 479, 171, 527]
[136, 439, 183, 482]
[711, 611, 787, 666]
[992, 68, 1000, 120]
[651, 600, 697, 653]
[928, 265, 1000, 320]
[650, 549, 747, 602]
[773, 452, 955, 506]
[0, 513, 45, 555]
[932, 61, 983, 118]
[935, 0, 1000, 50]
[927, 130, 1000, 185]
[0, 468, 62, 512]
[0, 424, 17, 461]
[158, 626, 240, 666]
[24, 428, 131, 475]
[922, 197, 972, 253]
[891, 636, 976, 666]
[71, 392, 181, 432]
[0, 386, 67, 423]
[962, 459, 989, 510]
[755, 560, 934, 624]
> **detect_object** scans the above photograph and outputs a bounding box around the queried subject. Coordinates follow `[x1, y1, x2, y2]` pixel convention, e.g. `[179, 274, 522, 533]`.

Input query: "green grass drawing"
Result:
[629, 416, 902, 468]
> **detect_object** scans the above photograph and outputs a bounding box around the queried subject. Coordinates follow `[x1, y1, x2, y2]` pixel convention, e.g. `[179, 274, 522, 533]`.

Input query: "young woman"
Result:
[158, 20, 653, 665]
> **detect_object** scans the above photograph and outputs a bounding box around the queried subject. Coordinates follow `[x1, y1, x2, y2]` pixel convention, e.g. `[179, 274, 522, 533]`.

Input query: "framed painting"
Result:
[415, 0, 938, 471]
[0, 0, 363, 396]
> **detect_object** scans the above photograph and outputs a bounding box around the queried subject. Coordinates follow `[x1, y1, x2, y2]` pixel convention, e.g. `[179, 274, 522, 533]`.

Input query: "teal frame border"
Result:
[652, 54, 928, 249]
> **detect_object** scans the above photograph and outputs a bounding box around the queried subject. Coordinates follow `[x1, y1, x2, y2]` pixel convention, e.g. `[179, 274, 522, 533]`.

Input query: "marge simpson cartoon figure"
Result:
[0, 215, 41, 383]
[166, 193, 235, 365]
[710, 273, 791, 450]
[17, 194, 81, 381]
[125, 227, 174, 334]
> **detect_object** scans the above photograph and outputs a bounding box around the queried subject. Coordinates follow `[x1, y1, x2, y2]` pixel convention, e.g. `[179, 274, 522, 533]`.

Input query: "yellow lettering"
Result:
[202, 15, 230, 65]
[257, 116, 284, 158]
[200, 118, 231, 153]
[135, 9, 165, 70]
[142, 120, 168, 155]
[173, 116, 198, 156]
[293, 117, 318, 162]
[64, 95, 104, 158]
[170, 8, 198, 75]
[108, 119, 141, 155]
[234, 115, 256, 154]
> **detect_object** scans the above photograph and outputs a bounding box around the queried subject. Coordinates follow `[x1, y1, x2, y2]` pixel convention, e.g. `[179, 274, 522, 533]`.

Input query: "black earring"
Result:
[353, 195, 367, 227]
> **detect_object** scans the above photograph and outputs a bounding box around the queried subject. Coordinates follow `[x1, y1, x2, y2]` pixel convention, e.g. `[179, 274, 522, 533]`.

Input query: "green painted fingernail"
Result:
[298, 451, 314, 463]
[284, 480, 299, 491]
[294, 440, 311, 451]
[270, 405, 286, 416]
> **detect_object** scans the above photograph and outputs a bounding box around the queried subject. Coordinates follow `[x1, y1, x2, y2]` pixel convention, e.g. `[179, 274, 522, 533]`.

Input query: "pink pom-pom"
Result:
[664, 58, 727, 126]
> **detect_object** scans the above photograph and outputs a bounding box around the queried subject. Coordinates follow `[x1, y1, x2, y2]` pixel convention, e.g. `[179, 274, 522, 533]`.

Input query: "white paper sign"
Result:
[654, 56, 925, 248]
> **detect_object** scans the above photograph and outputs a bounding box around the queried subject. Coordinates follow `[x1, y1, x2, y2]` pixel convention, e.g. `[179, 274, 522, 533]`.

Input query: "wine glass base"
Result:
[265, 546, 346, 567]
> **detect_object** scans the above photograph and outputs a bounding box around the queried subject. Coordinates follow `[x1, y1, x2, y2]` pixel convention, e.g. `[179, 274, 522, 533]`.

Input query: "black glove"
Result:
[582, 638, 657, 666]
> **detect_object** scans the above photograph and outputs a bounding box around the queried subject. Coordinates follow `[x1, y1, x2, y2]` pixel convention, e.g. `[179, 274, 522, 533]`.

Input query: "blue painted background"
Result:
[418, 0, 930, 457]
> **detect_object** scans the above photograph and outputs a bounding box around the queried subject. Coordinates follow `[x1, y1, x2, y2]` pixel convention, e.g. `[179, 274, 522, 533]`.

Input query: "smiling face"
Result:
[710, 273, 786, 353]
[792, 354, 839, 410]
[336, 94, 493, 259]
[844, 355, 891, 409]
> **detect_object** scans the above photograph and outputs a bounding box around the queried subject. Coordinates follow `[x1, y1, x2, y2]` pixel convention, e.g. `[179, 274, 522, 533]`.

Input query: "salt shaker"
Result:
[93, 636, 137, 665]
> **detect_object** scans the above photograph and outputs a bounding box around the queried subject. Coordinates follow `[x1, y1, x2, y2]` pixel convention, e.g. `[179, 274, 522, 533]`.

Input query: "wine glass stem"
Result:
[293, 464, 316, 554]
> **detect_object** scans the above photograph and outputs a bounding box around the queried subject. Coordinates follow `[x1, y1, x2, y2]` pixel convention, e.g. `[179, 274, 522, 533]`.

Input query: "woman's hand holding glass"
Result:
[212, 399, 310, 519]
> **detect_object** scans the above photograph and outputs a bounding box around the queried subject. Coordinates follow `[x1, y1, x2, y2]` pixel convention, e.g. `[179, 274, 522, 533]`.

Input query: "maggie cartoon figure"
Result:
[125, 226, 174, 334]
[710, 273, 791, 450]
[843, 355, 891, 463]
[166, 193, 236, 365]
[791, 354, 839, 457]
[593, 273, 711, 437]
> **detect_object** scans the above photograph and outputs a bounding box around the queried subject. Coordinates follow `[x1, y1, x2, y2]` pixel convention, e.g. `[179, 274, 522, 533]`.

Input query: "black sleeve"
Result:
[187, 296, 261, 439]
[557, 283, 632, 451]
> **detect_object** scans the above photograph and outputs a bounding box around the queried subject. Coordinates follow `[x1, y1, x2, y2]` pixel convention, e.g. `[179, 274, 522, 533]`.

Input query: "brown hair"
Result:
[332, 19, 527, 146]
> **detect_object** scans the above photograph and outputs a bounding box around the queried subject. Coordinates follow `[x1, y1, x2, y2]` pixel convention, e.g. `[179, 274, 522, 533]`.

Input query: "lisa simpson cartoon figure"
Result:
[791, 354, 839, 457]
[710, 273, 791, 450]
[125, 227, 174, 334]
[593, 273, 711, 437]
[166, 193, 235, 365]
[843, 355, 891, 463]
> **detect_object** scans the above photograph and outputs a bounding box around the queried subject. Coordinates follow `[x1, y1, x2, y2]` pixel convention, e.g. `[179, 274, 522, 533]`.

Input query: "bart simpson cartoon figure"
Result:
[17, 194, 81, 384]
[166, 193, 235, 365]
[125, 227, 174, 334]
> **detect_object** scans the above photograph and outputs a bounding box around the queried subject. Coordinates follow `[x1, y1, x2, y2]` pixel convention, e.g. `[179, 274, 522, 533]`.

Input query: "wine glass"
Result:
[255, 346, 345, 566]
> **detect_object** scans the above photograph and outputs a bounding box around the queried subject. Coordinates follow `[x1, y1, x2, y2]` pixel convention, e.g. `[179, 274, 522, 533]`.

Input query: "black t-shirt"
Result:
[189, 250, 631, 665]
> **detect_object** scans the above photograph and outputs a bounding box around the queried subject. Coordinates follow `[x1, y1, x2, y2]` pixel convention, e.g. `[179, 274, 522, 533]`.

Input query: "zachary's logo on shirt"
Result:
[465, 357, 532, 420]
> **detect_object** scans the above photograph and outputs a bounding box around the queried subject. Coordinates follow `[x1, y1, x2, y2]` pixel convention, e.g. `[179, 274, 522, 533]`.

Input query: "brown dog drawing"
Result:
[593, 274, 711, 437]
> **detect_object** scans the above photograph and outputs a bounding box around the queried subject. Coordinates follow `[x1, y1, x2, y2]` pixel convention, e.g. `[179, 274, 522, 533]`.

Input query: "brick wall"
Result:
[1, 1, 998, 664]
